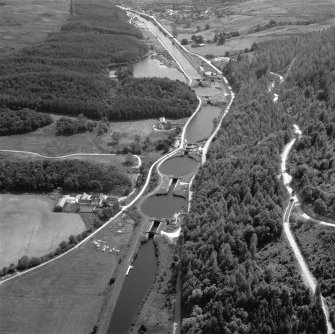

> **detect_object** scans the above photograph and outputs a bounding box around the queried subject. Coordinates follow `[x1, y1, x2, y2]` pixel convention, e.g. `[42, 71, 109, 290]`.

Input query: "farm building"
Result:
[55, 193, 105, 211]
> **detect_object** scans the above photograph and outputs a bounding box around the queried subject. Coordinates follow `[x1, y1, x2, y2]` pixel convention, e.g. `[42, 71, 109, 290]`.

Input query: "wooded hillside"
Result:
[0, 0, 197, 121]
[181, 28, 332, 333]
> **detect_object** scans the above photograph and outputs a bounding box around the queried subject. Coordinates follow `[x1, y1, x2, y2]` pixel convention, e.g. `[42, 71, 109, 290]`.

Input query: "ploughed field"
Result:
[0, 194, 85, 268]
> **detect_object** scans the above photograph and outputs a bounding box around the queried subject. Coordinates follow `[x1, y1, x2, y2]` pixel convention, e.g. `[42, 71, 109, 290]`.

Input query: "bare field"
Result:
[0, 194, 85, 268]
[0, 212, 141, 334]
[0, 0, 69, 51]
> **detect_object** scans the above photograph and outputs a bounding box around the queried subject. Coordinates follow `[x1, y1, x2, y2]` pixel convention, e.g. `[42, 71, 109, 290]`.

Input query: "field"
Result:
[0, 211, 148, 334]
[0, 117, 101, 156]
[137, 0, 335, 56]
[98, 118, 186, 151]
[0, 194, 85, 268]
[0, 0, 69, 51]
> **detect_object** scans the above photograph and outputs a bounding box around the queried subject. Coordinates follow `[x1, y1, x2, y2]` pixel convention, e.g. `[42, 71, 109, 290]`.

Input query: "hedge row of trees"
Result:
[0, 107, 52, 135]
[0, 160, 131, 194]
[0, 229, 91, 277]
[181, 30, 328, 332]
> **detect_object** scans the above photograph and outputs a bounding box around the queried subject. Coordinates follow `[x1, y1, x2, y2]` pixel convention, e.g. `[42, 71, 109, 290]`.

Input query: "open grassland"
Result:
[0, 212, 144, 334]
[0, 194, 85, 268]
[0, 0, 69, 51]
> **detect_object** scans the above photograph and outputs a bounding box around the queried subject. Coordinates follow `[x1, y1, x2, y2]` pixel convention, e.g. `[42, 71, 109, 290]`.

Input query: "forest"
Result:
[0, 160, 131, 194]
[0, 107, 52, 135]
[55, 115, 96, 135]
[110, 77, 198, 120]
[180, 28, 334, 333]
[0, 0, 197, 121]
[0, 0, 148, 119]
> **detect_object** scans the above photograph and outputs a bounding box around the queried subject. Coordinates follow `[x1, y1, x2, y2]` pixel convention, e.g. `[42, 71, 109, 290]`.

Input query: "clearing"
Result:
[0, 194, 85, 268]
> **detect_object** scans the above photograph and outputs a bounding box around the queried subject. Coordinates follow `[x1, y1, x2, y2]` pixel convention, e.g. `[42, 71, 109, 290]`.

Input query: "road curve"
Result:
[281, 125, 334, 334]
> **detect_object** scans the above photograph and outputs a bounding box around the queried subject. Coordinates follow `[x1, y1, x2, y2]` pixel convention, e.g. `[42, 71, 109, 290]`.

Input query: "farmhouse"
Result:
[55, 192, 106, 212]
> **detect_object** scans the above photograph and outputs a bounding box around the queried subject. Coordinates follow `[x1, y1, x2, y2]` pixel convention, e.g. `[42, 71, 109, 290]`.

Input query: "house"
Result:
[81, 192, 91, 200]
[91, 193, 104, 206]
[159, 117, 167, 124]
[105, 197, 119, 207]
[78, 199, 92, 206]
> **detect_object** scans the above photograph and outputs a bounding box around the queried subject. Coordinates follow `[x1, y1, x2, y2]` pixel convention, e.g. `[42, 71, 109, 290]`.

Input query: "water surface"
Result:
[133, 56, 186, 82]
[106, 239, 157, 334]
[159, 155, 198, 177]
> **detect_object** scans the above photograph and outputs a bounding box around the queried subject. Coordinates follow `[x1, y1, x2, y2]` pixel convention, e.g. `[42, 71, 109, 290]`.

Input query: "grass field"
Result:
[0, 114, 184, 157]
[0, 211, 145, 334]
[0, 0, 69, 51]
[0, 194, 85, 268]
[0, 119, 101, 156]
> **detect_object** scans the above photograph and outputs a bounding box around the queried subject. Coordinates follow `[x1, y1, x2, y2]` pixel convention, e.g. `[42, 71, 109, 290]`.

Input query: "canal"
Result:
[106, 9, 227, 334]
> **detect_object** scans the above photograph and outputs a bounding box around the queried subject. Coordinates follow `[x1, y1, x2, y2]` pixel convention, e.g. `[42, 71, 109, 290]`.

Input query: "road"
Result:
[280, 125, 334, 334]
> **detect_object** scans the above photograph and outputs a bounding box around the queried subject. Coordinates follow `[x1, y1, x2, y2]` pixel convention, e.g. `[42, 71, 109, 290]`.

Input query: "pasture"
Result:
[0, 0, 69, 51]
[0, 211, 142, 334]
[0, 194, 85, 268]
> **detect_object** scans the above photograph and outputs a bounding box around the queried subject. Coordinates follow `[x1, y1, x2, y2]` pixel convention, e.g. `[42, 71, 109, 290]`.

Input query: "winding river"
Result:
[106, 8, 233, 334]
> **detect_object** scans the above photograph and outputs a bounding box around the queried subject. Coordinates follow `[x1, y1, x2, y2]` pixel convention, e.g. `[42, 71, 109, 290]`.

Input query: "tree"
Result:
[217, 35, 225, 45]
[181, 39, 188, 45]
[111, 131, 121, 145]
[17, 256, 29, 270]
[313, 198, 327, 215]
[205, 23, 210, 30]
[124, 153, 135, 166]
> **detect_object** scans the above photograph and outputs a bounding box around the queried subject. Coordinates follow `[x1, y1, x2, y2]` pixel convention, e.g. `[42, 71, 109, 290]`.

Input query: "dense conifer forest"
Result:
[0, 0, 197, 121]
[180, 27, 335, 333]
[0, 108, 52, 135]
[0, 160, 131, 193]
